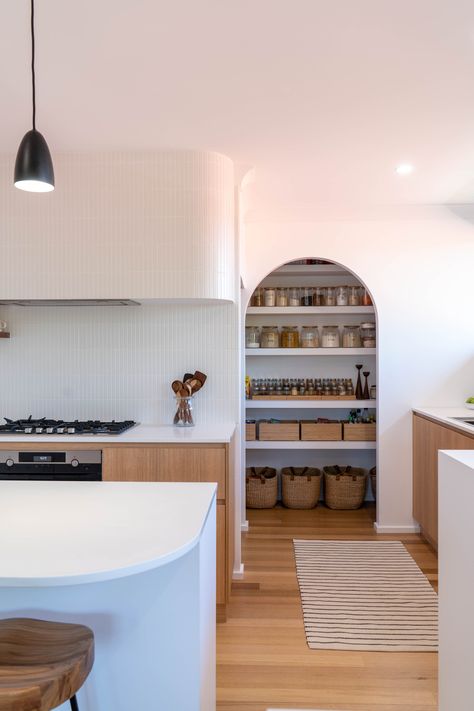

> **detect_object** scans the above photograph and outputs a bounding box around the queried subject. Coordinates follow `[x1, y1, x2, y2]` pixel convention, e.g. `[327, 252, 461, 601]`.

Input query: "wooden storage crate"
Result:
[245, 420, 256, 441]
[343, 422, 376, 441]
[258, 420, 300, 441]
[301, 421, 342, 441]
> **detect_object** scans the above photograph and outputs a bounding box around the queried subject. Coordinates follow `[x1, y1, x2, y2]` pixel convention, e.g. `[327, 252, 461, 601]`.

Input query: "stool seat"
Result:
[0, 618, 94, 711]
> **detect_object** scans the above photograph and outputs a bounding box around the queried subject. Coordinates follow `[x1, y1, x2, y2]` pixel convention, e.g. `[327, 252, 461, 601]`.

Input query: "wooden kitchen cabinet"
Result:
[103, 444, 231, 620]
[413, 413, 474, 549]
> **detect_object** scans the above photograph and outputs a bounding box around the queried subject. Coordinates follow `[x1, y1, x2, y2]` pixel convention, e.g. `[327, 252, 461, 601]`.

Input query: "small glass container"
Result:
[288, 287, 300, 306]
[370, 385, 377, 400]
[300, 325, 319, 348]
[313, 287, 324, 306]
[245, 325, 261, 349]
[342, 325, 362, 348]
[276, 288, 288, 307]
[336, 286, 348, 306]
[252, 287, 264, 307]
[345, 378, 355, 396]
[360, 322, 376, 348]
[361, 288, 373, 306]
[324, 286, 336, 306]
[281, 326, 300, 348]
[261, 326, 280, 348]
[348, 286, 361, 306]
[300, 287, 313, 306]
[264, 288, 276, 307]
[321, 325, 340, 348]
[174, 395, 194, 427]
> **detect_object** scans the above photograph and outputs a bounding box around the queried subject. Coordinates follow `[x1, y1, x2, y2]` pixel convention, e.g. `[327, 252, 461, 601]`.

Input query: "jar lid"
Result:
[263, 325, 279, 329]
[360, 322, 376, 329]
[343, 324, 358, 328]
[323, 325, 339, 328]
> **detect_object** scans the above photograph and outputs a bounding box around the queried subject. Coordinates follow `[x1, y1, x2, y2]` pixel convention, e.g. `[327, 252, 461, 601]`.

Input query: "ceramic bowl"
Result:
[465, 403, 474, 410]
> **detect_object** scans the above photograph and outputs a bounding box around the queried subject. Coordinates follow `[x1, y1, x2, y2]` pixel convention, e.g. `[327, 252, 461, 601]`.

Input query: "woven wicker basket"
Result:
[370, 466, 377, 499]
[323, 465, 367, 510]
[281, 467, 321, 509]
[246, 467, 278, 509]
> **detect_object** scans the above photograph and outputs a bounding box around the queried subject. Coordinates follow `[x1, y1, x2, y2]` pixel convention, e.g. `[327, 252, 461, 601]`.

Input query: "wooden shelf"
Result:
[247, 306, 375, 315]
[246, 440, 376, 450]
[0, 332, 10, 339]
[246, 399, 376, 409]
[245, 348, 376, 356]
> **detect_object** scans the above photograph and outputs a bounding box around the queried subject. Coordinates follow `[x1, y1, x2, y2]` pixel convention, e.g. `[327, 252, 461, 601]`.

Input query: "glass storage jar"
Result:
[264, 288, 276, 307]
[261, 325, 280, 348]
[336, 286, 349, 306]
[300, 325, 319, 348]
[280, 326, 300, 348]
[324, 286, 336, 306]
[360, 322, 376, 347]
[252, 287, 264, 306]
[348, 285, 361, 306]
[361, 288, 373, 306]
[342, 325, 361, 348]
[321, 325, 340, 348]
[276, 288, 288, 307]
[300, 287, 313, 306]
[288, 287, 300, 306]
[313, 287, 324, 306]
[245, 326, 261, 349]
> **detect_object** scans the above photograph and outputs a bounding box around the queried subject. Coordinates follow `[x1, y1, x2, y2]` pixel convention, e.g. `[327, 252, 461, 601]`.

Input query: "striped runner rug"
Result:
[293, 540, 438, 652]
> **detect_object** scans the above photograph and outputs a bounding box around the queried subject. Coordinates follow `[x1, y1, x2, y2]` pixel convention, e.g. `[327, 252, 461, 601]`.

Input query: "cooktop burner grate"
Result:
[0, 417, 137, 435]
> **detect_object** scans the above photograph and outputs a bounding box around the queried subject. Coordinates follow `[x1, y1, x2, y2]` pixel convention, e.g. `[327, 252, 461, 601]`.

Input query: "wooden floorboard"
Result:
[217, 504, 438, 711]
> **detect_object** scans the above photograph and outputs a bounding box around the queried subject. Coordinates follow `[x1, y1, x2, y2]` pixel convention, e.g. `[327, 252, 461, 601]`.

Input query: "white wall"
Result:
[241, 206, 474, 531]
[0, 303, 239, 426]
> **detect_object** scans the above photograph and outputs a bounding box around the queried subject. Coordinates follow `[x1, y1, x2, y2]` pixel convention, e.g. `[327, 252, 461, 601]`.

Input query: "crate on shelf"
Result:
[300, 421, 342, 441]
[343, 422, 376, 441]
[245, 420, 257, 441]
[258, 420, 300, 441]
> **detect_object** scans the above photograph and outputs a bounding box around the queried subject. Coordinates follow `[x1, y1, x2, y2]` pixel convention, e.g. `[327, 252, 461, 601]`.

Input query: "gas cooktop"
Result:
[0, 418, 137, 435]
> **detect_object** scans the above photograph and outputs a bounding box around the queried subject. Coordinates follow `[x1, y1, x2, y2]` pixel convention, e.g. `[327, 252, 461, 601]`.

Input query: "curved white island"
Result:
[0, 481, 217, 710]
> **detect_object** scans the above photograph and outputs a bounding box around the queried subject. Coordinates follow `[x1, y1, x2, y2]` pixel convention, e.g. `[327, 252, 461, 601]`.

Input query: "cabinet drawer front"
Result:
[103, 446, 226, 498]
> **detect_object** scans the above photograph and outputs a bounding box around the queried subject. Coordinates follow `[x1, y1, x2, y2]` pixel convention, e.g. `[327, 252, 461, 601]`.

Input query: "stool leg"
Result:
[70, 695, 79, 711]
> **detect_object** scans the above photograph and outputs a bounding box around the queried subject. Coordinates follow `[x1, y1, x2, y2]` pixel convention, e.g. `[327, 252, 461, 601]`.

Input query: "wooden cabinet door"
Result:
[216, 504, 226, 605]
[413, 415, 474, 547]
[103, 446, 226, 498]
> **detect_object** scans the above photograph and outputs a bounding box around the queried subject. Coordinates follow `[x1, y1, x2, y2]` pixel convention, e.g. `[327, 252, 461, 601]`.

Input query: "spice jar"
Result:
[360, 322, 376, 348]
[324, 286, 336, 306]
[252, 287, 264, 307]
[245, 326, 261, 349]
[281, 326, 300, 348]
[261, 326, 280, 348]
[342, 325, 361, 348]
[336, 286, 348, 306]
[348, 286, 361, 306]
[313, 287, 324, 306]
[264, 288, 276, 307]
[300, 287, 313, 306]
[370, 385, 377, 400]
[288, 287, 300, 306]
[276, 288, 288, 307]
[321, 325, 340, 348]
[361, 288, 373, 306]
[301, 325, 319, 348]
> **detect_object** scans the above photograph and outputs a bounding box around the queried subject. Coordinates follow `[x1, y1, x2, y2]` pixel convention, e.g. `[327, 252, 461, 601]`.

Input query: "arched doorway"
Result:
[243, 257, 377, 525]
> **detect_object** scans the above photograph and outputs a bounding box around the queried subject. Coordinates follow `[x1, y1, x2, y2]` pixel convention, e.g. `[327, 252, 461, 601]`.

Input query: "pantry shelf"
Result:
[245, 348, 376, 356]
[246, 399, 376, 409]
[246, 440, 376, 450]
[247, 306, 375, 315]
[272, 264, 353, 277]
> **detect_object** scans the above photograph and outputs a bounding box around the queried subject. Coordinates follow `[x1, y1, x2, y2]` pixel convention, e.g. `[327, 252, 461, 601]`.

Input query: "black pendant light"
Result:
[14, 0, 54, 192]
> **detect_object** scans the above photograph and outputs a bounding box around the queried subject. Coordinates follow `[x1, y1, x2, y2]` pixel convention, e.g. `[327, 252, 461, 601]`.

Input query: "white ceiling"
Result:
[2, 0, 474, 214]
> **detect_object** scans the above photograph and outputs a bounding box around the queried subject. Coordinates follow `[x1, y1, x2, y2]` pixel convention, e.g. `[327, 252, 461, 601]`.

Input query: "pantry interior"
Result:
[244, 259, 377, 511]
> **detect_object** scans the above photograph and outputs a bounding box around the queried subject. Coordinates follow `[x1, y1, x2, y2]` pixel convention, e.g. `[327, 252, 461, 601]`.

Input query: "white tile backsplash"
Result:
[0, 303, 239, 425]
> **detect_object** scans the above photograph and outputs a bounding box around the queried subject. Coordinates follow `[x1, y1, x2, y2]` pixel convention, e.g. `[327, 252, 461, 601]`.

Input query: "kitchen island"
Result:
[0, 481, 217, 710]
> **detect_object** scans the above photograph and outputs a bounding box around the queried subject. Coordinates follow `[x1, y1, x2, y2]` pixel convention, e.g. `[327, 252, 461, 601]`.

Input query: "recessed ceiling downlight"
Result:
[395, 163, 415, 176]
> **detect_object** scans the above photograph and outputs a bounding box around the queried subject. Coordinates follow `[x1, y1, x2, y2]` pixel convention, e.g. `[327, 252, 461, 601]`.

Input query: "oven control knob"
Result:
[5, 458, 14, 467]
[71, 458, 79, 468]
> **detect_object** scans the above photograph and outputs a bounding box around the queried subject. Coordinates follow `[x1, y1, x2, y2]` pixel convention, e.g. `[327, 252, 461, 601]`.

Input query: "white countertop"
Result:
[0, 423, 235, 444]
[0, 481, 216, 587]
[413, 407, 474, 437]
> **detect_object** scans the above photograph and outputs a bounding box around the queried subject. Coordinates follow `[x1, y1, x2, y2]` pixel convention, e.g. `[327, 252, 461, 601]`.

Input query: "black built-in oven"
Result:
[0, 450, 102, 480]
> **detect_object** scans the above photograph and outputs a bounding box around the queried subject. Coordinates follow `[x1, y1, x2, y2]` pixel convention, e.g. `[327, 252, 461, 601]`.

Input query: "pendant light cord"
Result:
[31, 0, 36, 130]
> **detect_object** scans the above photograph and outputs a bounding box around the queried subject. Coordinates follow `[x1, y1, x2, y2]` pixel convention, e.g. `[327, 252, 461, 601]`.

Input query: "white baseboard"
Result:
[241, 520, 249, 532]
[232, 563, 244, 579]
[374, 522, 421, 534]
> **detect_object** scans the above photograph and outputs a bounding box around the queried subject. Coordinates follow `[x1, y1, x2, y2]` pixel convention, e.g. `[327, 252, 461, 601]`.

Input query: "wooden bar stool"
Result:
[0, 618, 94, 711]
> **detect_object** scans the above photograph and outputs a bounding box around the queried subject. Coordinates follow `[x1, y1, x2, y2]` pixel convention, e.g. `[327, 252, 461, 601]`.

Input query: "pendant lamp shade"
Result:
[14, 0, 55, 193]
[14, 129, 54, 192]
